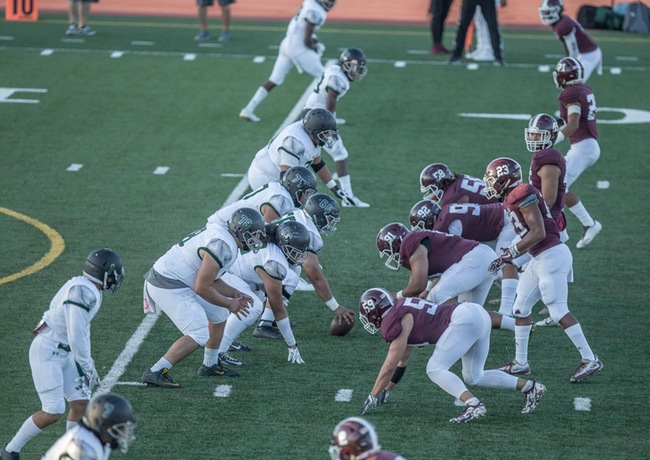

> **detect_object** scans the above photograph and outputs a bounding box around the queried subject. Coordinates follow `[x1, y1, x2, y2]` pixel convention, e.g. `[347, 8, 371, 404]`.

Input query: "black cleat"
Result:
[229, 340, 254, 352]
[252, 325, 283, 340]
[1, 446, 20, 460]
[197, 363, 240, 377]
[141, 368, 181, 388]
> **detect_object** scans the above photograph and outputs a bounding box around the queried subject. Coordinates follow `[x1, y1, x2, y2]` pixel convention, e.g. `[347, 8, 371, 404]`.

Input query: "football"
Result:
[329, 316, 355, 336]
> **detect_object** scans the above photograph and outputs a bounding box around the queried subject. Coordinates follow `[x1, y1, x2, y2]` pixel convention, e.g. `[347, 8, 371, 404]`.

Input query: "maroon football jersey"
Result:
[434, 202, 505, 242]
[559, 84, 598, 143]
[439, 174, 498, 207]
[552, 15, 598, 54]
[399, 230, 479, 275]
[381, 297, 460, 345]
[504, 184, 561, 257]
[529, 148, 567, 231]
[365, 451, 406, 460]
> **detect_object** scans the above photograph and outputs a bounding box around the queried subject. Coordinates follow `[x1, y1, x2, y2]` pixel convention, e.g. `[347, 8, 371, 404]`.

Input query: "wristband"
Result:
[555, 131, 565, 144]
[326, 179, 337, 189]
[325, 297, 339, 311]
[508, 244, 520, 258]
[396, 290, 404, 300]
[426, 280, 434, 291]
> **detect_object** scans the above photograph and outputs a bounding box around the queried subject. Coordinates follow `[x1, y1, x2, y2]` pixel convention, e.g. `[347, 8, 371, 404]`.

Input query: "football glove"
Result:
[330, 185, 354, 207]
[378, 389, 391, 405]
[288, 346, 305, 364]
[84, 367, 101, 390]
[315, 42, 326, 57]
[359, 394, 378, 415]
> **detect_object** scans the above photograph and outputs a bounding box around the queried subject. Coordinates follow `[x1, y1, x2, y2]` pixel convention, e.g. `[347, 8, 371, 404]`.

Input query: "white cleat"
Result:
[342, 196, 370, 208]
[295, 277, 315, 292]
[335, 118, 346, 125]
[576, 220, 602, 248]
[535, 317, 560, 327]
[239, 108, 261, 122]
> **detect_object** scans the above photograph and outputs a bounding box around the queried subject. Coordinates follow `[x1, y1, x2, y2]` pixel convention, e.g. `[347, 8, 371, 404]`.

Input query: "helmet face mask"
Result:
[304, 193, 340, 236]
[483, 157, 522, 200]
[339, 48, 368, 81]
[82, 393, 136, 454]
[302, 108, 339, 149]
[228, 207, 266, 253]
[275, 221, 311, 265]
[409, 200, 441, 231]
[553, 57, 584, 89]
[539, 0, 563, 25]
[376, 223, 409, 271]
[317, 0, 336, 11]
[281, 166, 318, 207]
[525, 113, 559, 152]
[358, 288, 394, 335]
[83, 248, 125, 293]
[328, 417, 381, 460]
[419, 163, 454, 202]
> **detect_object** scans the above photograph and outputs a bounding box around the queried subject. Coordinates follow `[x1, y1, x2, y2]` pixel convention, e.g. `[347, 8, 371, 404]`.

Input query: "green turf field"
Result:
[1, 14, 649, 459]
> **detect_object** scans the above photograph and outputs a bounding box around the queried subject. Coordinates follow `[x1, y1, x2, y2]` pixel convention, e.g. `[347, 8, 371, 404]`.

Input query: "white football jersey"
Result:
[249, 121, 321, 185]
[42, 425, 110, 460]
[304, 64, 350, 111]
[231, 243, 289, 295]
[41, 276, 102, 375]
[208, 182, 295, 228]
[285, 0, 328, 49]
[153, 223, 238, 289]
[274, 209, 323, 254]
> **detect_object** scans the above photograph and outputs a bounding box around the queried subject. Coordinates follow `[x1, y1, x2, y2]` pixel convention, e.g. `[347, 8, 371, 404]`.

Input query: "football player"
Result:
[302, 48, 370, 207]
[553, 57, 602, 248]
[2, 249, 125, 460]
[376, 222, 514, 332]
[357, 289, 546, 423]
[539, 0, 602, 82]
[409, 200, 524, 317]
[43, 393, 136, 459]
[483, 157, 603, 382]
[217, 221, 312, 366]
[239, 0, 336, 122]
[247, 108, 355, 207]
[419, 163, 498, 207]
[141, 208, 265, 388]
[329, 417, 405, 460]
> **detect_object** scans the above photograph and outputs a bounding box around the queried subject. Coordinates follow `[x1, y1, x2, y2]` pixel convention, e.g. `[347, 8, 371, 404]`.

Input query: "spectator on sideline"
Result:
[449, 0, 504, 65]
[66, 0, 98, 36]
[429, 0, 454, 55]
[195, 0, 236, 42]
[539, 0, 602, 82]
[466, 0, 507, 62]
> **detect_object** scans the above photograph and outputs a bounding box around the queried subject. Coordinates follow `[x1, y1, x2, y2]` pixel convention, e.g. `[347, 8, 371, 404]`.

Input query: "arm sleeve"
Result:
[65, 285, 97, 374]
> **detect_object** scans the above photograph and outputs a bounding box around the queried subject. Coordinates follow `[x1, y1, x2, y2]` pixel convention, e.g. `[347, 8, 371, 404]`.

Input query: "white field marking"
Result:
[616, 56, 638, 61]
[544, 53, 564, 59]
[597, 180, 610, 189]
[184, 53, 197, 61]
[100, 65, 325, 394]
[335, 389, 353, 402]
[213, 385, 232, 397]
[406, 49, 430, 55]
[0, 36, 14, 41]
[41, 49, 54, 56]
[253, 56, 266, 63]
[198, 43, 220, 48]
[459, 113, 532, 120]
[221, 173, 246, 177]
[153, 166, 170, 175]
[61, 38, 84, 44]
[111, 51, 124, 58]
[66, 163, 83, 172]
[610, 67, 622, 75]
[131, 41, 154, 46]
[0, 88, 47, 104]
[538, 65, 551, 72]
[113, 381, 148, 386]
[574, 397, 592, 411]
[394, 61, 406, 68]
[467, 63, 479, 70]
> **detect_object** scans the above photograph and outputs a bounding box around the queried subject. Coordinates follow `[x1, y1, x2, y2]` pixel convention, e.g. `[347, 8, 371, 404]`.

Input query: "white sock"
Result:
[521, 380, 534, 392]
[564, 323, 595, 360]
[499, 314, 515, 332]
[568, 202, 595, 227]
[203, 347, 220, 367]
[338, 174, 353, 196]
[220, 316, 253, 354]
[466, 397, 481, 406]
[151, 358, 173, 373]
[514, 324, 533, 365]
[7, 416, 42, 452]
[275, 317, 296, 347]
[66, 420, 78, 431]
[246, 87, 268, 112]
[499, 278, 518, 315]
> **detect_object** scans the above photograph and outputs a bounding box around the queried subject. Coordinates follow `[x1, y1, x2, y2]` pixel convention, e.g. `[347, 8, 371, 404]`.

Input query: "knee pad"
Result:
[188, 326, 209, 347]
[40, 389, 66, 415]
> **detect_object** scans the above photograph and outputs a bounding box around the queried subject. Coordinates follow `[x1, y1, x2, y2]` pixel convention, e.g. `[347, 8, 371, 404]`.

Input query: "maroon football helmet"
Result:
[329, 417, 380, 460]
[419, 163, 455, 202]
[553, 57, 584, 89]
[358, 288, 394, 335]
[483, 157, 522, 200]
[409, 200, 441, 231]
[539, 0, 563, 25]
[525, 113, 559, 152]
[376, 223, 409, 270]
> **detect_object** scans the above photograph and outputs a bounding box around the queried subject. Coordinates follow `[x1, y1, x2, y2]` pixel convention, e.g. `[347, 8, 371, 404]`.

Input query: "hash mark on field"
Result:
[198, 43, 220, 48]
[184, 53, 197, 61]
[610, 67, 622, 75]
[0, 36, 14, 41]
[221, 173, 246, 177]
[41, 49, 54, 56]
[538, 65, 551, 72]
[213, 385, 232, 397]
[616, 56, 638, 61]
[153, 166, 170, 175]
[597, 180, 610, 189]
[394, 61, 406, 68]
[574, 397, 592, 411]
[62, 38, 84, 44]
[111, 51, 124, 58]
[131, 41, 154, 46]
[253, 56, 266, 63]
[114, 381, 148, 386]
[335, 389, 353, 402]
[66, 163, 83, 172]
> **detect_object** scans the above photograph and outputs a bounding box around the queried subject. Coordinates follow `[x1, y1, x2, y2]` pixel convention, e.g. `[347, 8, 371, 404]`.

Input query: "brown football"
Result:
[329, 316, 355, 336]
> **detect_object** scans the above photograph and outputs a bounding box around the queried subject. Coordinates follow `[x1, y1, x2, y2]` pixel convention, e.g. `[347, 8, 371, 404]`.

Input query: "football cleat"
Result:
[521, 381, 546, 414]
[229, 340, 253, 352]
[1, 446, 20, 460]
[341, 195, 370, 208]
[252, 324, 283, 340]
[197, 363, 240, 377]
[535, 317, 560, 327]
[499, 360, 532, 375]
[219, 352, 244, 366]
[570, 357, 603, 383]
[576, 220, 602, 248]
[79, 25, 96, 36]
[141, 368, 181, 388]
[335, 118, 346, 125]
[65, 24, 79, 35]
[239, 108, 261, 122]
[295, 277, 315, 291]
[450, 401, 486, 423]
[194, 30, 209, 40]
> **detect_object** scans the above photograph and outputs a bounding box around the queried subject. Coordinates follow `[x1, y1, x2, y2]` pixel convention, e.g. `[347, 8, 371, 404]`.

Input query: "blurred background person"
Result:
[195, 0, 236, 41]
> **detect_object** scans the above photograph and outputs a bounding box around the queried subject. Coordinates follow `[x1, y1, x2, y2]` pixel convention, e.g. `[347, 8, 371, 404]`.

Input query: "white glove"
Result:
[315, 42, 326, 57]
[288, 346, 305, 364]
[84, 367, 101, 389]
[359, 394, 378, 415]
